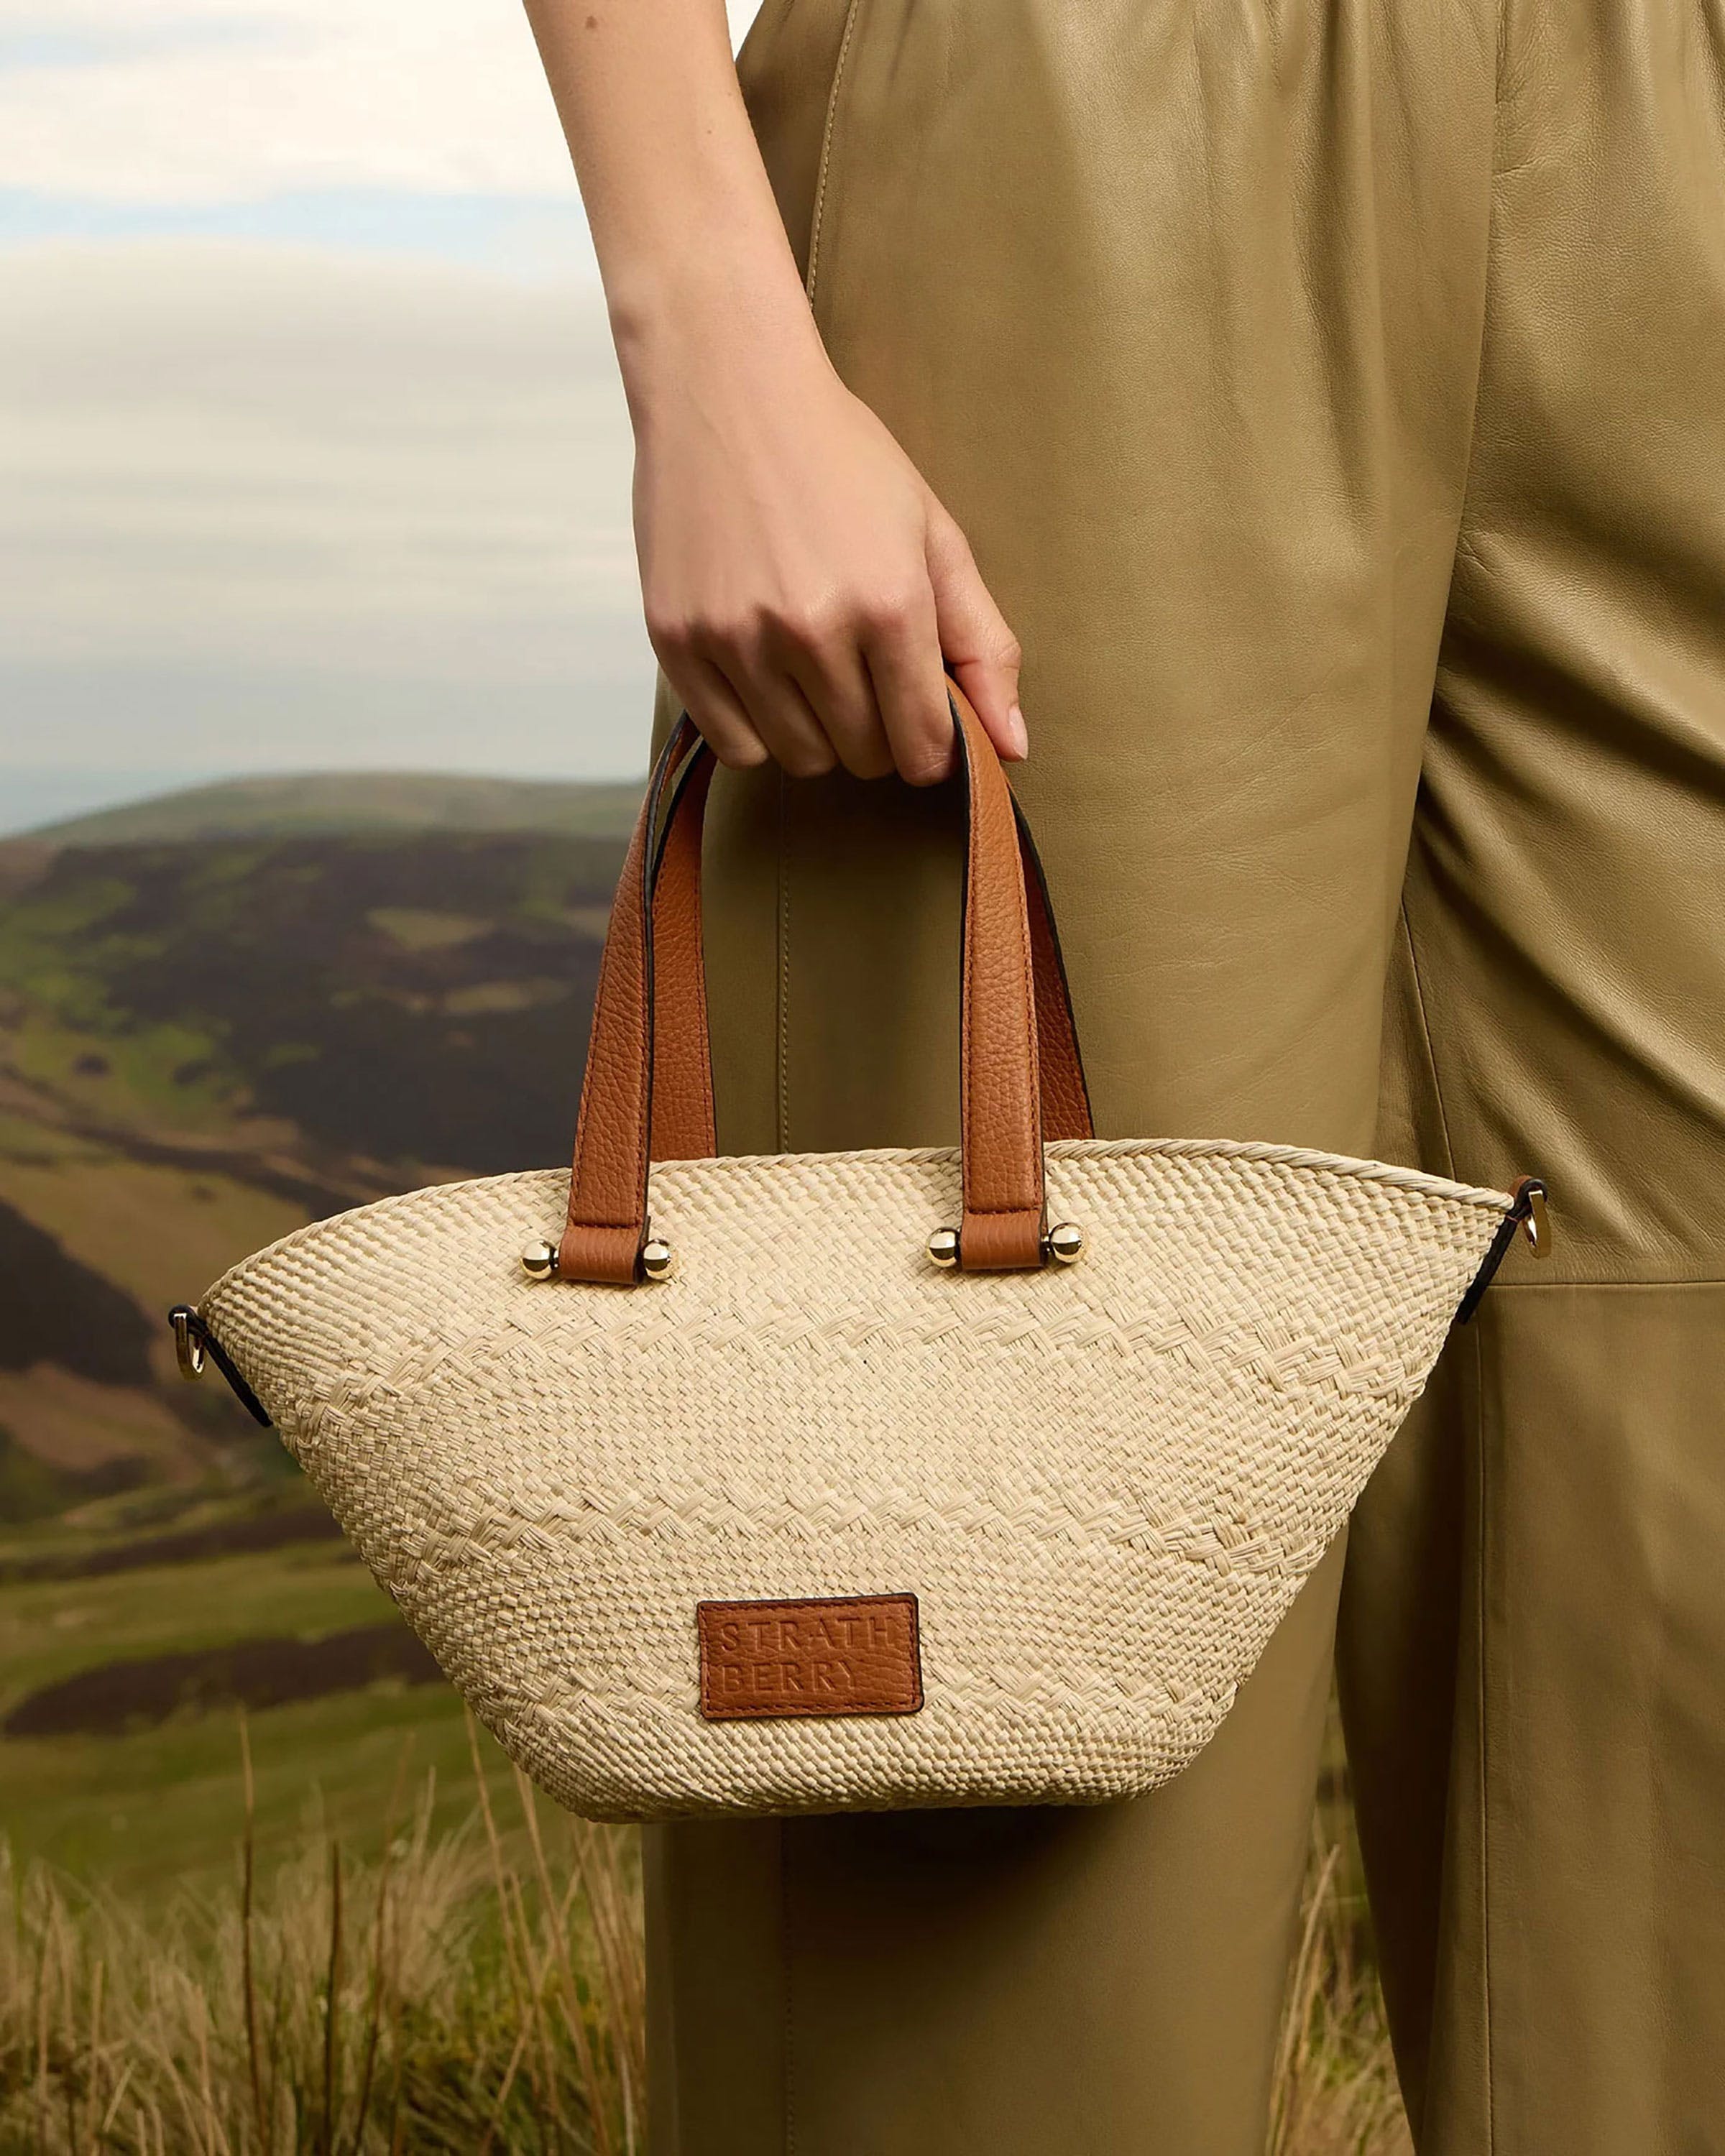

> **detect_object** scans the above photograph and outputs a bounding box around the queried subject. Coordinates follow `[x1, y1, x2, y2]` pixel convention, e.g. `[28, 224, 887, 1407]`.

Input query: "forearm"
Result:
[521, 0, 827, 402]
[521, 0, 1026, 780]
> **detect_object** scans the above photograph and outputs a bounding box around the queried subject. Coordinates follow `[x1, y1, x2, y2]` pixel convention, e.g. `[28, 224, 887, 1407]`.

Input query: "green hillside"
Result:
[0, 817, 627, 1474]
[19, 768, 643, 848]
[0, 793, 631, 1887]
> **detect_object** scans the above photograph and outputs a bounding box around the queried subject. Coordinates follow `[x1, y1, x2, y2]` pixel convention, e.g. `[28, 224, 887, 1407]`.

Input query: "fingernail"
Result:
[1005, 703, 1029, 758]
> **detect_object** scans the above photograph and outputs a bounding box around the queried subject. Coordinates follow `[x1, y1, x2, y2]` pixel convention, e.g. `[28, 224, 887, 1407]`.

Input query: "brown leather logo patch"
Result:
[696, 1594, 922, 1720]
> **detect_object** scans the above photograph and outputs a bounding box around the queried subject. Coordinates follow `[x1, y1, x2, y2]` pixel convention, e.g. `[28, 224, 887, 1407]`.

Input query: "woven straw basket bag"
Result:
[170, 683, 1543, 1823]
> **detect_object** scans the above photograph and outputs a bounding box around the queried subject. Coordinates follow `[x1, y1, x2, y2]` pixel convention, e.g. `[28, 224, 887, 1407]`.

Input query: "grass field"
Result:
[1, 1756, 1409, 2155]
[0, 1496, 1411, 2152]
[0, 1521, 525, 1902]
[2, 1746, 645, 2155]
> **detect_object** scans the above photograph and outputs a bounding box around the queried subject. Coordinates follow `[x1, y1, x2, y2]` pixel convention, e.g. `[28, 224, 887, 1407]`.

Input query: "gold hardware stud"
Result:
[1043, 1220, 1085, 1266]
[927, 1226, 961, 1269]
[170, 1307, 206, 1381]
[520, 1238, 559, 1281]
[1522, 1185, 1551, 1259]
[640, 1237, 676, 1282]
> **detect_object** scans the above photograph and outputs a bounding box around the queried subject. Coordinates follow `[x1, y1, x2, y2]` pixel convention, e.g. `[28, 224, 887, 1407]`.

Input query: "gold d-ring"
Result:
[170, 1306, 206, 1380]
[1519, 1181, 1552, 1259]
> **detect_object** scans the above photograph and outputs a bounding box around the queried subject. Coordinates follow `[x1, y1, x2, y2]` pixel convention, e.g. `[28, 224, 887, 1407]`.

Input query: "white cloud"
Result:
[0, 0, 764, 204]
[0, 1, 770, 786]
[1, 239, 661, 777]
[0, 0, 571, 201]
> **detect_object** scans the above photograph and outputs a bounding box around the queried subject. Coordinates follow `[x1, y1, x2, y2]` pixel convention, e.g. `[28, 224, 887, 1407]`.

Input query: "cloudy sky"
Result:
[1, 0, 761, 832]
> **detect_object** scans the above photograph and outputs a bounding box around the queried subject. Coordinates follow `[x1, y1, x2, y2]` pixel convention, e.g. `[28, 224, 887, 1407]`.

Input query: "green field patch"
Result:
[367, 906, 491, 952]
[22, 769, 643, 846]
[4, 1619, 440, 1738]
[0, 1537, 382, 1713]
[0, 1499, 339, 1586]
[0, 1370, 196, 1491]
[258, 1037, 318, 1069]
[98, 1018, 242, 1121]
[0, 1428, 144, 1526]
[181, 841, 272, 893]
[0, 1112, 107, 1168]
[0, 1475, 306, 1573]
[0, 1149, 309, 1328]
[441, 977, 566, 1016]
[9, 1010, 244, 1130]
[1, 1682, 521, 1900]
[0, 1509, 532, 1899]
[0, 870, 139, 973]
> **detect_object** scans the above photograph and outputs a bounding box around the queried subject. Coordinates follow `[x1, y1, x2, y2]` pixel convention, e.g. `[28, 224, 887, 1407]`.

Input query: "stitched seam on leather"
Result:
[628, 754, 663, 1220]
[1397, 901, 1461, 1184]
[776, 767, 792, 1153]
[660, 748, 718, 1158]
[567, 727, 693, 1245]
[1489, 1273, 1725, 1291]
[962, 734, 1042, 1220]
[803, 0, 867, 307]
[1469, 1307, 1496, 2155]
[959, 734, 976, 1205]
[636, 806, 656, 1227]
[567, 829, 646, 1232]
[1445, 0, 1512, 613]
[970, 768, 1041, 1216]
[568, 900, 620, 1218]
[779, 1819, 796, 2156]
[1013, 784, 1041, 1197]
[1460, 21, 1506, 2126]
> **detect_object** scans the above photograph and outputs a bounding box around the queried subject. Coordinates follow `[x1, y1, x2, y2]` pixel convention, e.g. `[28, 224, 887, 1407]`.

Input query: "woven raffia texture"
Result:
[200, 1138, 1509, 1821]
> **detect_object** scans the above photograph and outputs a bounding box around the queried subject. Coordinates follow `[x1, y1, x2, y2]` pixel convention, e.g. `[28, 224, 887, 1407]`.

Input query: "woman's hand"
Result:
[521, 0, 1020, 780]
[629, 303, 1026, 784]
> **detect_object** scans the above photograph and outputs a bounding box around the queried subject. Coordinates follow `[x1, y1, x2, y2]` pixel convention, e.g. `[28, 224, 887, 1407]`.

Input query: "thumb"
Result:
[924, 497, 1028, 760]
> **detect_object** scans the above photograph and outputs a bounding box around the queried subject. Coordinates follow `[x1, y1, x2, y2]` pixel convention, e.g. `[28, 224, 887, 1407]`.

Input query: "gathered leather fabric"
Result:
[646, 1, 1725, 2151]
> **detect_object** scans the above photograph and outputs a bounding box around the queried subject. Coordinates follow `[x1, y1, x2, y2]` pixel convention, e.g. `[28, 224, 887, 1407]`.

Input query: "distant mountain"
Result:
[17, 770, 644, 849]
[0, 813, 628, 1513]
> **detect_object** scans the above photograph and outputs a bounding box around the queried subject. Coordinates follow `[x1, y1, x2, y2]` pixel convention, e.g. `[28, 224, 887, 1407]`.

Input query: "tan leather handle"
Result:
[645, 721, 1092, 1164]
[558, 679, 1091, 1282]
[952, 683, 1049, 1268]
[555, 712, 701, 1284]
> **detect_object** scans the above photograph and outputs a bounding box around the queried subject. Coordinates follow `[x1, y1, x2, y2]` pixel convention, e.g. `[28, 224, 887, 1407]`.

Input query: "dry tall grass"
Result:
[3, 1722, 1410, 2155]
[1, 1719, 642, 2155]
[1269, 1835, 1412, 2156]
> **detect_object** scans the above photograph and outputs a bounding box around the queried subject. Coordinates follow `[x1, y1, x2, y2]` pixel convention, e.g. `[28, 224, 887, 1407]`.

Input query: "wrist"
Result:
[607, 234, 828, 404]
